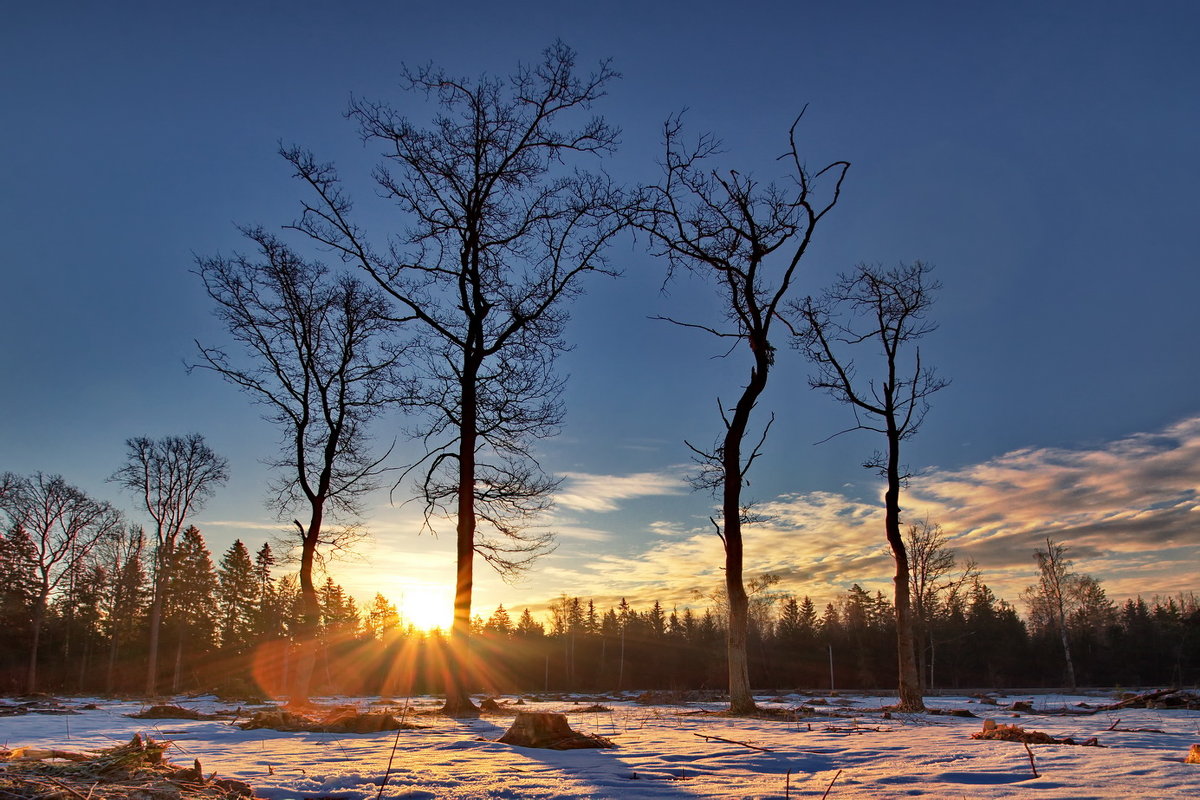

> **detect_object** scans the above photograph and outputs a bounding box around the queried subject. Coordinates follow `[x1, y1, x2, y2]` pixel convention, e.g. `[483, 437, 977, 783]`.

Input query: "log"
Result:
[497, 712, 614, 750]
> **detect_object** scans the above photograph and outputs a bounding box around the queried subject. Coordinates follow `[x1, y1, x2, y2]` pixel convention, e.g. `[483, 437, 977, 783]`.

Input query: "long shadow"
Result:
[463, 715, 836, 799]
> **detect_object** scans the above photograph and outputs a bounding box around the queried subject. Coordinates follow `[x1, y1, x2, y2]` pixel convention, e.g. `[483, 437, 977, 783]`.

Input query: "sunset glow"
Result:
[394, 583, 456, 633]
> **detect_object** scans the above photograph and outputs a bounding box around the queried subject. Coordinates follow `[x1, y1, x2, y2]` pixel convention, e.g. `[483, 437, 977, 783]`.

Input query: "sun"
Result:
[394, 583, 456, 633]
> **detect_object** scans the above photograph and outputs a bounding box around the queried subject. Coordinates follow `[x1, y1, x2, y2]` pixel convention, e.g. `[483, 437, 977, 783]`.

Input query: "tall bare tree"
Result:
[1021, 537, 1079, 689]
[632, 112, 848, 714]
[0, 473, 121, 693]
[906, 517, 977, 690]
[796, 261, 947, 711]
[284, 42, 624, 714]
[110, 434, 228, 696]
[195, 227, 405, 705]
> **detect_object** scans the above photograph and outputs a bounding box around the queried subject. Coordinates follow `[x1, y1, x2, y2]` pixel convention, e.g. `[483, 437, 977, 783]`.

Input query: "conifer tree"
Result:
[218, 539, 258, 654]
[364, 593, 400, 640]
[164, 526, 220, 692]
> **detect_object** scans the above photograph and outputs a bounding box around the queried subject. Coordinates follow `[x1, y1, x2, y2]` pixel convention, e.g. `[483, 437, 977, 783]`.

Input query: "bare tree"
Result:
[796, 261, 948, 712]
[110, 434, 228, 696]
[632, 112, 848, 714]
[284, 42, 624, 714]
[0, 473, 122, 693]
[1021, 537, 1079, 689]
[906, 517, 977, 690]
[194, 227, 406, 705]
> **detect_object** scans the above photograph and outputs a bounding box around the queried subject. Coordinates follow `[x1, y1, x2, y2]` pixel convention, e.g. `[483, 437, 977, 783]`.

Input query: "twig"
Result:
[1023, 742, 1038, 778]
[785, 767, 791, 798]
[692, 732, 772, 752]
[376, 700, 411, 800]
[820, 769, 843, 799]
[1106, 718, 1120, 731]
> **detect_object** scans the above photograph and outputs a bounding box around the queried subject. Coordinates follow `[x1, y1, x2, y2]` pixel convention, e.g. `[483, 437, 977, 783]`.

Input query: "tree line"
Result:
[1, 501, 1195, 696]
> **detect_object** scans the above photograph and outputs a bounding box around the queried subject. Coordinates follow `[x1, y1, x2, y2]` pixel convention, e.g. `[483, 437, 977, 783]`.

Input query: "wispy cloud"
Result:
[554, 470, 688, 512]
[510, 416, 1200, 616]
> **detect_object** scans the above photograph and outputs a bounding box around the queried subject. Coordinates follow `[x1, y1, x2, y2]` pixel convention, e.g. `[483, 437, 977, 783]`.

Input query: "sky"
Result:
[2, 1, 1198, 630]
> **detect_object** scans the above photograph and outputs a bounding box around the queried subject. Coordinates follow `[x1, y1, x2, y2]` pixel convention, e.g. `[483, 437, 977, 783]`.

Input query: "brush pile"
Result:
[0, 733, 254, 799]
[972, 720, 1101, 746]
[238, 707, 423, 733]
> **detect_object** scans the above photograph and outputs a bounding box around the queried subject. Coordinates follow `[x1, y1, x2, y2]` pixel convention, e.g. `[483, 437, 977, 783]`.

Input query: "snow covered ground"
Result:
[2, 691, 1197, 799]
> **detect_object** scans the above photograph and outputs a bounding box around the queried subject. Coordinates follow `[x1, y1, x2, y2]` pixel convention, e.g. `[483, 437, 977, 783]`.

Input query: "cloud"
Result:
[196, 519, 288, 532]
[554, 470, 688, 512]
[513, 415, 1200, 616]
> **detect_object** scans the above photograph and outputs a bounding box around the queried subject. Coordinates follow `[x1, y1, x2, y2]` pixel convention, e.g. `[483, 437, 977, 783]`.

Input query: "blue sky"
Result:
[3, 1, 1198, 627]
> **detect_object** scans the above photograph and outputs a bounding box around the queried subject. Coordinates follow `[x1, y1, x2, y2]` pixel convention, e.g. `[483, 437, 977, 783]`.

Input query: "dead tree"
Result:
[0, 473, 122, 693]
[795, 261, 948, 712]
[194, 227, 406, 705]
[282, 42, 624, 714]
[632, 111, 848, 714]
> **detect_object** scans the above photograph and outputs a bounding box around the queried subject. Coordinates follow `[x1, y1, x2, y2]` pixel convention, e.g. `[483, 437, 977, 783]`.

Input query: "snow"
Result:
[2, 692, 1198, 798]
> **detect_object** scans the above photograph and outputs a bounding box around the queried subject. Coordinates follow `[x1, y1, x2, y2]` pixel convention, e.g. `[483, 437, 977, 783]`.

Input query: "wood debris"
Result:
[0, 734, 254, 799]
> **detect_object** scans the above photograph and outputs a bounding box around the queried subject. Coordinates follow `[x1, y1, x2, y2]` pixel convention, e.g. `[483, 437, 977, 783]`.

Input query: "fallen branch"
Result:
[692, 733, 773, 752]
[1088, 688, 1177, 713]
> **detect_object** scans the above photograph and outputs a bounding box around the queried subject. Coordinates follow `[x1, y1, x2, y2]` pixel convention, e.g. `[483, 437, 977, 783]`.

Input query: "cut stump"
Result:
[497, 712, 614, 750]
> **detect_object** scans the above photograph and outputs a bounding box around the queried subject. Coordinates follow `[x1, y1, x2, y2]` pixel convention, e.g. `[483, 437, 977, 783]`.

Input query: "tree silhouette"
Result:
[284, 41, 625, 713]
[111, 434, 227, 696]
[195, 227, 405, 705]
[795, 261, 948, 711]
[631, 111, 848, 713]
[0, 473, 121, 693]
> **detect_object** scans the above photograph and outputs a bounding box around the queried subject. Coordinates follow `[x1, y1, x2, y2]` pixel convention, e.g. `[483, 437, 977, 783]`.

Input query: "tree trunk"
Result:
[290, 507, 324, 707]
[145, 566, 165, 697]
[26, 592, 48, 695]
[885, 425, 925, 712]
[442, 360, 480, 716]
[1058, 616, 1077, 690]
[721, 348, 768, 716]
[172, 625, 184, 693]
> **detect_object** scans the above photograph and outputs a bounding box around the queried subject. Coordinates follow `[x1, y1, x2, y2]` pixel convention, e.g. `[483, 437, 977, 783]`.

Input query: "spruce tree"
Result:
[217, 539, 258, 654]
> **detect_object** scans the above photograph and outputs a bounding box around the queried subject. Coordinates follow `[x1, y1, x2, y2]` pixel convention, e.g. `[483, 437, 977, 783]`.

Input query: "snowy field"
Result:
[2, 691, 1198, 799]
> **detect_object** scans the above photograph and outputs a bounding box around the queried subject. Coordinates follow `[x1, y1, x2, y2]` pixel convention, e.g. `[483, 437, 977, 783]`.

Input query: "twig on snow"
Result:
[692, 732, 772, 752]
[820, 769, 843, 799]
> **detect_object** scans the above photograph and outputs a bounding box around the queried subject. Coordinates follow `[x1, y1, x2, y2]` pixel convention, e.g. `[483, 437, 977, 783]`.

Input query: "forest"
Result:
[0, 517, 1196, 698]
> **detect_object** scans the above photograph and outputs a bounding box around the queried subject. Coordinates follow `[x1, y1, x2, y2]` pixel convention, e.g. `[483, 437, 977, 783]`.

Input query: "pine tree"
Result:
[217, 540, 258, 654]
[485, 604, 513, 636]
[163, 526, 220, 692]
[516, 608, 544, 638]
[364, 593, 400, 640]
[253, 543, 281, 639]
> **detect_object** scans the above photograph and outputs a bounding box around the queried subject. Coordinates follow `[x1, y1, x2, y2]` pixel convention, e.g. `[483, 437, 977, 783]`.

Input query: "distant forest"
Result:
[1, 523, 1195, 697]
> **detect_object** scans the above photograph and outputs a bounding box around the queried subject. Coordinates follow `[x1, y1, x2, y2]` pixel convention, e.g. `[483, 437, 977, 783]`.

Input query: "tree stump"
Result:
[497, 712, 614, 750]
